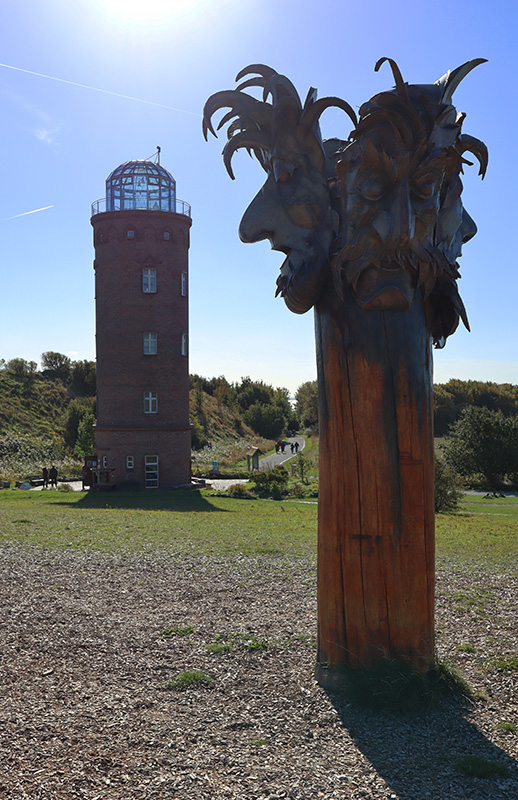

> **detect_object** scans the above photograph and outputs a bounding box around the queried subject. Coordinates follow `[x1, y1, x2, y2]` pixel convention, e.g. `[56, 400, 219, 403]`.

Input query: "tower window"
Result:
[181, 272, 188, 297]
[181, 333, 188, 357]
[163, 231, 170, 240]
[145, 455, 159, 488]
[142, 268, 156, 293]
[127, 230, 135, 239]
[126, 455, 134, 470]
[143, 332, 157, 355]
[144, 391, 158, 414]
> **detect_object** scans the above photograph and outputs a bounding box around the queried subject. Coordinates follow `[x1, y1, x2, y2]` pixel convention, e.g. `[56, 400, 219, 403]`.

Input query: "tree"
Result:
[235, 377, 273, 410]
[434, 379, 518, 436]
[295, 380, 319, 430]
[243, 402, 287, 440]
[434, 456, 463, 513]
[62, 397, 96, 450]
[41, 351, 72, 383]
[442, 406, 518, 487]
[6, 358, 38, 378]
[70, 360, 96, 396]
[74, 411, 95, 457]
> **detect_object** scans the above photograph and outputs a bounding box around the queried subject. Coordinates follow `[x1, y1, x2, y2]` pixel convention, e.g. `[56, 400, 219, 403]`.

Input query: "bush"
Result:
[227, 483, 256, 499]
[435, 456, 463, 513]
[442, 406, 518, 487]
[243, 402, 287, 440]
[0, 434, 62, 481]
[250, 465, 289, 497]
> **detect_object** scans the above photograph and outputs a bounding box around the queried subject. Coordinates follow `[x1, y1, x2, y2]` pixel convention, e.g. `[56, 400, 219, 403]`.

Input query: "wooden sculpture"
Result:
[203, 60, 487, 685]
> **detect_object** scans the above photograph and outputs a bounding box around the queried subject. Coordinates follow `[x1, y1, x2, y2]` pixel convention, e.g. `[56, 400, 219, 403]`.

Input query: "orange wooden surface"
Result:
[315, 289, 435, 673]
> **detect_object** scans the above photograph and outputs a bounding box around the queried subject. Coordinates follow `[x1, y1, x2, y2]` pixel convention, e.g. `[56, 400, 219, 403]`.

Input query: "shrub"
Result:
[227, 483, 256, 499]
[435, 456, 463, 513]
[250, 465, 289, 497]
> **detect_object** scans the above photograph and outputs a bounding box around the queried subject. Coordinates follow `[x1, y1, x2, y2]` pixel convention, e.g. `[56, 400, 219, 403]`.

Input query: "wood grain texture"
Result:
[315, 288, 435, 675]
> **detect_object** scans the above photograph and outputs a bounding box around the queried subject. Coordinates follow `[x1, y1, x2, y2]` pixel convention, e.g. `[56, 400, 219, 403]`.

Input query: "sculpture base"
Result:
[315, 657, 466, 711]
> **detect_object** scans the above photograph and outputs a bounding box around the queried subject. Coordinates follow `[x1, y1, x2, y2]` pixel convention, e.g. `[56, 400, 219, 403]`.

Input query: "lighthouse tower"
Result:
[90, 155, 192, 489]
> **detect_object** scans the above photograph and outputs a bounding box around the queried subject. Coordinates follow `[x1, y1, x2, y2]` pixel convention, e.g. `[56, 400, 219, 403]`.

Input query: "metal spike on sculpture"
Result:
[203, 60, 487, 687]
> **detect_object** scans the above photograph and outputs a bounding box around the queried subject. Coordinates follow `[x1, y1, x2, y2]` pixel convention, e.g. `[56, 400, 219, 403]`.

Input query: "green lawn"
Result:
[1, 489, 516, 572]
[0, 489, 317, 558]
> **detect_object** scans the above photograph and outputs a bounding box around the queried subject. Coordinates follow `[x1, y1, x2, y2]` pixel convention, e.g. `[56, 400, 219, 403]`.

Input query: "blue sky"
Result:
[0, 0, 515, 395]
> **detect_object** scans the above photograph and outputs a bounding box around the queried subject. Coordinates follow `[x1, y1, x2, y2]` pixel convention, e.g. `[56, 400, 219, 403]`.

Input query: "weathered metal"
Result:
[203, 60, 487, 682]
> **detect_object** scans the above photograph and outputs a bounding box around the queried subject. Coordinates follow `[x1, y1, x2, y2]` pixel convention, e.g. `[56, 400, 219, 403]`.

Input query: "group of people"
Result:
[41, 465, 58, 489]
[274, 437, 300, 455]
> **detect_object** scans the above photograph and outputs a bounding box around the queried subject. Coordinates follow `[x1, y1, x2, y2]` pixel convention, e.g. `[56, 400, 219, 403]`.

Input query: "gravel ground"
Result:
[0, 545, 516, 799]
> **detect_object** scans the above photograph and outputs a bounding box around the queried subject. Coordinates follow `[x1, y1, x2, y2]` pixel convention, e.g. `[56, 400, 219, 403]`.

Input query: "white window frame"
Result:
[126, 455, 134, 470]
[181, 333, 188, 356]
[181, 272, 188, 296]
[142, 268, 156, 293]
[143, 391, 158, 414]
[143, 332, 157, 355]
[145, 455, 159, 489]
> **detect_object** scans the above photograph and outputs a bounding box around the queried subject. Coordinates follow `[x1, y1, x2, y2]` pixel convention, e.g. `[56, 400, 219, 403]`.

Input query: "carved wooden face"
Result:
[336, 135, 450, 311]
[238, 161, 337, 314]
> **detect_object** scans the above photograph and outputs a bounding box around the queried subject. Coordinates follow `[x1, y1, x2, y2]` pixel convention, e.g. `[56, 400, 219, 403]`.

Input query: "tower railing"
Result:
[91, 198, 191, 217]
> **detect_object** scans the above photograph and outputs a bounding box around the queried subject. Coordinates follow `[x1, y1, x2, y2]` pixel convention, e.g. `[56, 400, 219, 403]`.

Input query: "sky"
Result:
[0, 0, 516, 396]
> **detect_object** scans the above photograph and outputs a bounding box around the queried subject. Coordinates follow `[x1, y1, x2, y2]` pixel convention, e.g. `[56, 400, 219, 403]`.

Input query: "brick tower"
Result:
[90, 156, 192, 489]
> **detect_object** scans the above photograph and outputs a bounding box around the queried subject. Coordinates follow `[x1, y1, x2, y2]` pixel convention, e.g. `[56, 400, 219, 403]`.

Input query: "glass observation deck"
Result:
[91, 160, 191, 217]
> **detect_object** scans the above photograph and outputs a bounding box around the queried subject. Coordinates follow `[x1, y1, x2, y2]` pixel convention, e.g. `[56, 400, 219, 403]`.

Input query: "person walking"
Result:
[42, 467, 49, 489]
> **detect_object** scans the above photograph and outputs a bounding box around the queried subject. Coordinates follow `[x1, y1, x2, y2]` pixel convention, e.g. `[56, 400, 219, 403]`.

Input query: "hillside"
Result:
[189, 388, 275, 469]
[0, 368, 269, 452]
[0, 371, 70, 439]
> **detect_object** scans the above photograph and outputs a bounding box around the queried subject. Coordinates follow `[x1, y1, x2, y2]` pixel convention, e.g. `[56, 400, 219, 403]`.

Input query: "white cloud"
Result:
[34, 126, 60, 145]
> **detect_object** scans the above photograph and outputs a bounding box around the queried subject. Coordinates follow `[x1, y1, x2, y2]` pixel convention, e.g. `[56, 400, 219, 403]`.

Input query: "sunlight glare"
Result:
[102, 0, 194, 22]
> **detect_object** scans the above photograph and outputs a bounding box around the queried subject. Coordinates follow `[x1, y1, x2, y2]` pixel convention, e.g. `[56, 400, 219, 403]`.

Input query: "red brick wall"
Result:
[91, 209, 192, 488]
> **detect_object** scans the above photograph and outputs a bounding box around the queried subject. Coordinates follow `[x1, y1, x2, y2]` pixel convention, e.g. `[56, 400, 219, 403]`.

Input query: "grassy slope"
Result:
[1, 490, 516, 572]
[0, 372, 69, 438]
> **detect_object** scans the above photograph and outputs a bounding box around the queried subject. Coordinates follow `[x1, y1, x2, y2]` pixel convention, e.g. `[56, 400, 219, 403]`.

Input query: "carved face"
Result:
[239, 161, 338, 314]
[335, 134, 452, 311]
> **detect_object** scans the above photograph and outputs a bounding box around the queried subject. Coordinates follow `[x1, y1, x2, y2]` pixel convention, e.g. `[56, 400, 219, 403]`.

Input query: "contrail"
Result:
[0, 62, 201, 117]
[4, 205, 54, 221]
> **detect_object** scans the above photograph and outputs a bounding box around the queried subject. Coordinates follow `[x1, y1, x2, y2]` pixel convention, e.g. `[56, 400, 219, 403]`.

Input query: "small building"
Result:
[246, 447, 262, 471]
[90, 154, 192, 489]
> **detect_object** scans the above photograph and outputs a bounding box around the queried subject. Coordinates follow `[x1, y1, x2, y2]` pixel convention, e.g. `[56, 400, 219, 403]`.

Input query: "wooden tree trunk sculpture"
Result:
[315, 291, 435, 680]
[203, 59, 487, 684]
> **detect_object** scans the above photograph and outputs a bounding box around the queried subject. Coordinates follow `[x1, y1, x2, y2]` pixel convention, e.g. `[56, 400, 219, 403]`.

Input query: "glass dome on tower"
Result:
[105, 160, 176, 212]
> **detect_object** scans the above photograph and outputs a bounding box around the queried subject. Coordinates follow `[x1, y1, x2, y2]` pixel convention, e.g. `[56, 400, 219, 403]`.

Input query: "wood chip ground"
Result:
[0, 545, 516, 799]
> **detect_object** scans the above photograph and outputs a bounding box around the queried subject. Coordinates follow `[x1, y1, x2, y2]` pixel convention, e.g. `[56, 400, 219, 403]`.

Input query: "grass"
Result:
[456, 642, 476, 653]
[435, 503, 518, 571]
[454, 755, 509, 778]
[163, 670, 213, 691]
[161, 625, 193, 637]
[318, 657, 475, 712]
[485, 654, 518, 672]
[206, 633, 269, 654]
[1, 489, 517, 573]
[0, 488, 317, 557]
[495, 722, 516, 733]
